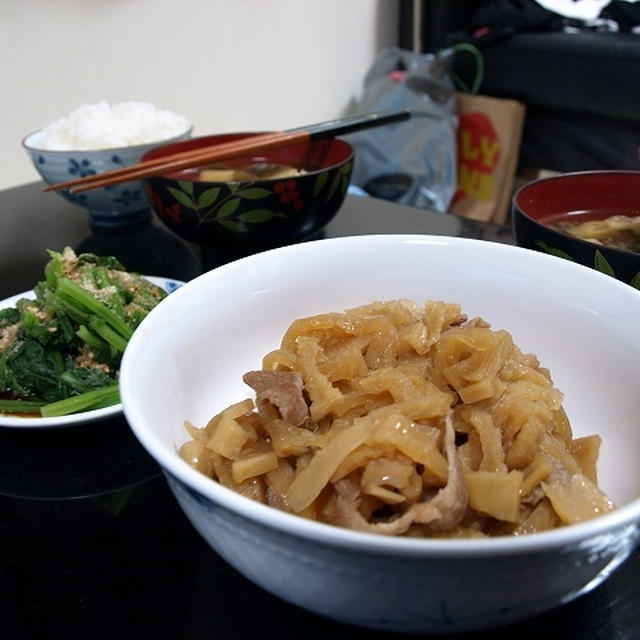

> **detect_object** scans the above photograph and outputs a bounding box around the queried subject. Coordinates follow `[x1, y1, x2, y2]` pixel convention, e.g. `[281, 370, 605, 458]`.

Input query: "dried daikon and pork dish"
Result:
[179, 299, 614, 538]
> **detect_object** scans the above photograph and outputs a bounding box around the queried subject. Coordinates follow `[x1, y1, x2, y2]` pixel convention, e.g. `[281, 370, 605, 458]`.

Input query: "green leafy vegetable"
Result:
[0, 398, 46, 414]
[0, 339, 68, 401]
[0, 307, 20, 329]
[0, 247, 168, 418]
[40, 384, 120, 418]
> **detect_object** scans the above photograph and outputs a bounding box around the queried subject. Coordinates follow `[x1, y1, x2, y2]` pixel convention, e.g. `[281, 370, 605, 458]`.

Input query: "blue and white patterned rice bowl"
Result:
[23, 126, 192, 225]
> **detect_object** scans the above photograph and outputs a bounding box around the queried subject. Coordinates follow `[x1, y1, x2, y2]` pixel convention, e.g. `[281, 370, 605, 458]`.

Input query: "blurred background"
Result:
[1, 0, 399, 190]
[4, 0, 638, 215]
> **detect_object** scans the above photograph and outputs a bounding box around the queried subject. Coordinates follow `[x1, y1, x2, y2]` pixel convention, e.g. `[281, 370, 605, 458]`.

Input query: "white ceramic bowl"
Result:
[120, 235, 640, 634]
[23, 126, 192, 224]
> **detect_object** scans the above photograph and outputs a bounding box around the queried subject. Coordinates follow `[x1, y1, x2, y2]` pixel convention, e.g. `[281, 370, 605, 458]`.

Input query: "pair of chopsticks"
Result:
[43, 109, 411, 194]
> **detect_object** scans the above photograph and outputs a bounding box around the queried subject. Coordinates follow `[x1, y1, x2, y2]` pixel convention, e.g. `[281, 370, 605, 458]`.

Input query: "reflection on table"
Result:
[0, 182, 637, 640]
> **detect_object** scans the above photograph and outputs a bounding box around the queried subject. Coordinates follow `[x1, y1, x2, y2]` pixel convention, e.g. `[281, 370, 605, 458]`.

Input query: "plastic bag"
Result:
[344, 47, 457, 212]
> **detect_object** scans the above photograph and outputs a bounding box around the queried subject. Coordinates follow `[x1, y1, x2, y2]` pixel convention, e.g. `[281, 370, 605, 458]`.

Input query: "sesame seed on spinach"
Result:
[0, 247, 167, 417]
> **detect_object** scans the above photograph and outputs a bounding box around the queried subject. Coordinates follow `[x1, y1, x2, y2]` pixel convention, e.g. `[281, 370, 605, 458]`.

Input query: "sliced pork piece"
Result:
[333, 412, 468, 535]
[243, 370, 310, 427]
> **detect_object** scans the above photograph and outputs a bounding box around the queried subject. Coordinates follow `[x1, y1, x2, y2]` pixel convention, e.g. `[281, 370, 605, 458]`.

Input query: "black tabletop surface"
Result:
[0, 184, 637, 640]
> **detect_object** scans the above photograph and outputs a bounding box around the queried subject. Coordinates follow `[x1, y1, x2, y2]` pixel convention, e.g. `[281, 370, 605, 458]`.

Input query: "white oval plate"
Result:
[0, 275, 184, 429]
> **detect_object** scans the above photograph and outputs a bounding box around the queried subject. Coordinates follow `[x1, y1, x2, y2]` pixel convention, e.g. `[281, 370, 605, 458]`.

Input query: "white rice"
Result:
[36, 101, 191, 151]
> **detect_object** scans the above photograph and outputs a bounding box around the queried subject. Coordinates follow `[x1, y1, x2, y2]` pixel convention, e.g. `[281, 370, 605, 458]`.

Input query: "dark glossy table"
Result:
[0, 183, 637, 640]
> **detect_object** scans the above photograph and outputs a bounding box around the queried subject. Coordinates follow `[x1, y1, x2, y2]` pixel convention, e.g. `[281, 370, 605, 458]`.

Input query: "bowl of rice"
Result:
[119, 234, 640, 634]
[23, 101, 192, 226]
